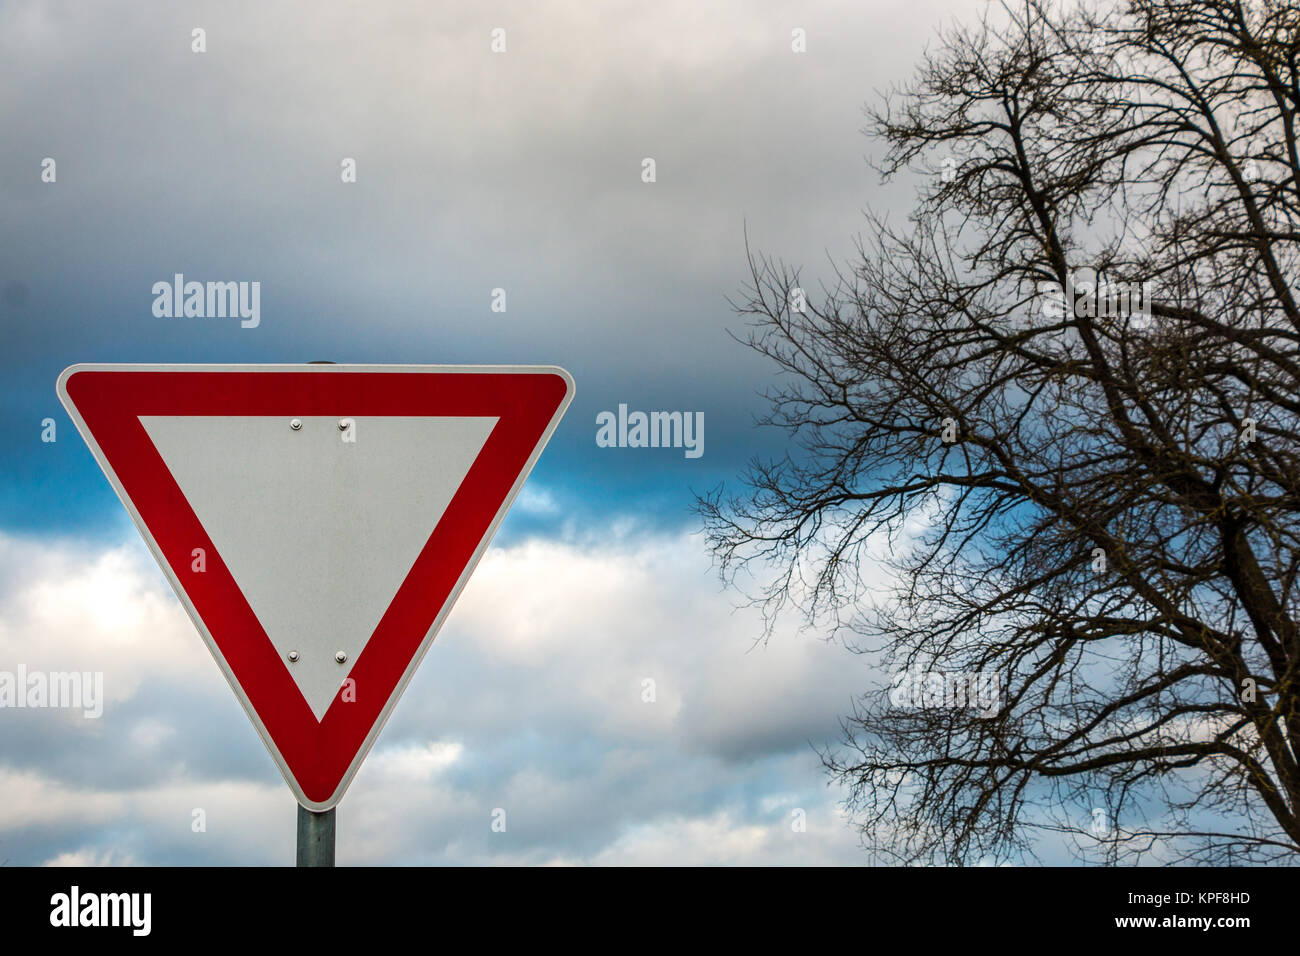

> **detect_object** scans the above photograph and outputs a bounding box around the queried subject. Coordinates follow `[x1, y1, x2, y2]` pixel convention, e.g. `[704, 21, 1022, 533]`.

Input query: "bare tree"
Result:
[701, 0, 1300, 864]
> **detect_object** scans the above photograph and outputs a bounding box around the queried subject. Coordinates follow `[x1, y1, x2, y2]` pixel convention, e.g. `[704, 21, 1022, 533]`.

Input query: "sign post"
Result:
[297, 806, 336, 867]
[57, 363, 574, 864]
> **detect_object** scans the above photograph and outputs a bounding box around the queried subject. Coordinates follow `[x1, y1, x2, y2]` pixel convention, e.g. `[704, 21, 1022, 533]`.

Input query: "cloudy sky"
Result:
[0, 0, 1041, 865]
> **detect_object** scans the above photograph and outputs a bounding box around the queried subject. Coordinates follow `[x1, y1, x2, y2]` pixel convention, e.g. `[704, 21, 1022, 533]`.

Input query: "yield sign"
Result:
[57, 364, 574, 810]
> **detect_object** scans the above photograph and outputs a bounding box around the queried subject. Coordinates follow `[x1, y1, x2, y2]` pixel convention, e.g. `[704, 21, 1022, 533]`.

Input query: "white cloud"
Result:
[0, 767, 127, 831]
[0, 528, 871, 864]
[365, 740, 465, 783]
[44, 848, 140, 867]
[515, 486, 559, 516]
[0, 535, 219, 704]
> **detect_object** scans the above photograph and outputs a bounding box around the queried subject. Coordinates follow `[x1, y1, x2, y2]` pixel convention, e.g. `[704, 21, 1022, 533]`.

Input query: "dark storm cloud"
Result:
[1, 0, 939, 534]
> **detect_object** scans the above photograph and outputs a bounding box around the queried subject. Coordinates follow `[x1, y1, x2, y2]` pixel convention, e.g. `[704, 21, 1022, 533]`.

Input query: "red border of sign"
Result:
[57, 365, 574, 809]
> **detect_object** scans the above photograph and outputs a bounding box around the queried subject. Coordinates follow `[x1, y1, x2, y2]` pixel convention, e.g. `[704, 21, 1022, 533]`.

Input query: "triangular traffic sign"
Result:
[57, 364, 574, 809]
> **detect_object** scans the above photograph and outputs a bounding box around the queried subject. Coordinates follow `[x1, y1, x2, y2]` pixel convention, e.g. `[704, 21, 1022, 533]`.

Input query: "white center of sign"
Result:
[140, 415, 499, 719]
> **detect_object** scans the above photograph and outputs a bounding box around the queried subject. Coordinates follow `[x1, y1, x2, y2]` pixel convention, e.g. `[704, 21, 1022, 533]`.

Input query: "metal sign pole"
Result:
[296, 806, 336, 867]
